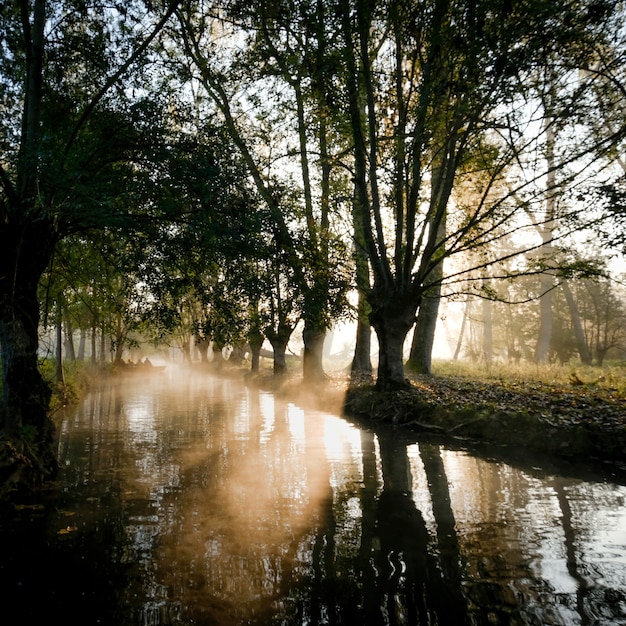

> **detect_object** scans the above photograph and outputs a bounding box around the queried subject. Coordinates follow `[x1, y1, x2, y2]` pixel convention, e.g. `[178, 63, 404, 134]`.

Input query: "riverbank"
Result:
[251, 366, 626, 475]
[48, 360, 626, 475]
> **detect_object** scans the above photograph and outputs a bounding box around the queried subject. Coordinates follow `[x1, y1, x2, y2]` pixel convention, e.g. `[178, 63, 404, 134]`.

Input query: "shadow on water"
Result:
[1, 370, 625, 625]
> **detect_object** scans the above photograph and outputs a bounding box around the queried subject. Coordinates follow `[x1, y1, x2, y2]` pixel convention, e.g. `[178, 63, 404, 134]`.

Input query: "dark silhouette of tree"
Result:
[0, 0, 180, 496]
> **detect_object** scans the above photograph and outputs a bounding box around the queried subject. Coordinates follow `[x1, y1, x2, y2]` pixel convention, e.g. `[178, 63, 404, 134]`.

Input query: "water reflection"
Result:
[1, 371, 625, 625]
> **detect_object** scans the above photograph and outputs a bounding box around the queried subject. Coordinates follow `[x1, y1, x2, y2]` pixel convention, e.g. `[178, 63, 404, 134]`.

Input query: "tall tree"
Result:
[175, 0, 352, 383]
[0, 1, 179, 494]
[336, 0, 623, 389]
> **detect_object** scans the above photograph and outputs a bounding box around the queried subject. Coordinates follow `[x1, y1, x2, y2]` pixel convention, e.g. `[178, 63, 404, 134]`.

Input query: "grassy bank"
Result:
[341, 360, 626, 472]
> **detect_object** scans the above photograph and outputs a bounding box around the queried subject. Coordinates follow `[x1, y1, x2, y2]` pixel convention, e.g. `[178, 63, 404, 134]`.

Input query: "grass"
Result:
[39, 359, 97, 414]
[430, 359, 626, 398]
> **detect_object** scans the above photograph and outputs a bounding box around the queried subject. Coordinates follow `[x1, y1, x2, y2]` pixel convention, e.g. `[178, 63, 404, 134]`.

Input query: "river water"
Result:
[1, 369, 625, 625]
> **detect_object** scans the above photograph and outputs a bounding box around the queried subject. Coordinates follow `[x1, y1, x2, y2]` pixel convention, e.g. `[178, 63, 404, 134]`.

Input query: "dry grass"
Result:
[430, 359, 626, 398]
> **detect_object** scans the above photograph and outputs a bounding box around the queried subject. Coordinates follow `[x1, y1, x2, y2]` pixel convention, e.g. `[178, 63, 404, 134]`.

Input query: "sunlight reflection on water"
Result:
[3, 369, 625, 626]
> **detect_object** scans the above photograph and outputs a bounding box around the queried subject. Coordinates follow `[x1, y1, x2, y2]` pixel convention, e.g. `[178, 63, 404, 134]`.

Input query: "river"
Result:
[1, 368, 625, 625]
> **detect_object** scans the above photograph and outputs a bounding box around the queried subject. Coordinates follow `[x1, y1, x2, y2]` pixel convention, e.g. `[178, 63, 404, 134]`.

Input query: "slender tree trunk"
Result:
[62, 306, 76, 361]
[535, 86, 556, 364]
[351, 311, 372, 378]
[408, 287, 441, 375]
[248, 333, 263, 373]
[99, 323, 106, 363]
[351, 190, 372, 378]
[453, 297, 470, 361]
[196, 338, 210, 363]
[56, 305, 65, 384]
[482, 289, 493, 364]
[407, 132, 447, 375]
[562, 279, 592, 365]
[91, 321, 97, 365]
[77, 327, 86, 361]
[535, 273, 553, 363]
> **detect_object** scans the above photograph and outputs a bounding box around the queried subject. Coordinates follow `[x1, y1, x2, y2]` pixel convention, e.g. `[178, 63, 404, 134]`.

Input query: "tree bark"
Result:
[55, 306, 65, 384]
[561, 279, 592, 365]
[0, 219, 58, 493]
[266, 323, 294, 377]
[535, 273, 553, 363]
[369, 290, 418, 390]
[407, 288, 441, 375]
[453, 297, 470, 361]
[351, 313, 372, 378]
[302, 322, 327, 383]
[248, 331, 264, 373]
[350, 188, 373, 378]
[77, 327, 86, 361]
[482, 289, 493, 364]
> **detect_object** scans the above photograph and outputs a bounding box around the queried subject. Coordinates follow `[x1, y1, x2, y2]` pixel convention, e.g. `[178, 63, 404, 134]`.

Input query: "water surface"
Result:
[1, 370, 625, 625]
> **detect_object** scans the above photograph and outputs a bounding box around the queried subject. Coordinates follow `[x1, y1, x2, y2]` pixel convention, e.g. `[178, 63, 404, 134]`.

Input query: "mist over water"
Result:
[1, 368, 625, 625]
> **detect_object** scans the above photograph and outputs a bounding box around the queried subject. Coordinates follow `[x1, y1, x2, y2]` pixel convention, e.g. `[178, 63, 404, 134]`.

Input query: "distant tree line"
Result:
[1, 0, 626, 492]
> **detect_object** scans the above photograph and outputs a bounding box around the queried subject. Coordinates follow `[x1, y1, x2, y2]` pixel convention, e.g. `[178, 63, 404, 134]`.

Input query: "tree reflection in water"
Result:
[2, 373, 625, 626]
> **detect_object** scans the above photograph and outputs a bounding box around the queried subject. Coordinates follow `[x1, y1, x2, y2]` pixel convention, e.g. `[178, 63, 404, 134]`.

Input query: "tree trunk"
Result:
[535, 88, 556, 364]
[266, 323, 294, 377]
[195, 337, 209, 363]
[64, 314, 76, 361]
[0, 219, 58, 494]
[453, 297, 470, 361]
[351, 314, 372, 378]
[370, 290, 418, 390]
[55, 308, 65, 385]
[535, 274, 553, 363]
[212, 343, 225, 369]
[268, 338, 289, 376]
[482, 290, 493, 364]
[248, 332, 263, 373]
[228, 342, 246, 366]
[77, 327, 86, 360]
[562, 279, 592, 365]
[350, 188, 373, 378]
[407, 287, 441, 375]
[91, 322, 97, 365]
[99, 324, 106, 363]
[302, 322, 327, 383]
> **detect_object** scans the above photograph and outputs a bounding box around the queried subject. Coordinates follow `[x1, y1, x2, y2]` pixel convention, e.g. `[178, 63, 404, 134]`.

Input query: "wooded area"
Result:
[1, 0, 626, 493]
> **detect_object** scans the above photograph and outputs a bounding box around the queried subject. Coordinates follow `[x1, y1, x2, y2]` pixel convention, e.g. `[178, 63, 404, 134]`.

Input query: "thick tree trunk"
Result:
[212, 343, 225, 369]
[302, 322, 327, 383]
[266, 323, 294, 377]
[196, 338, 209, 363]
[0, 220, 58, 495]
[268, 339, 289, 376]
[370, 291, 418, 391]
[228, 342, 247, 366]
